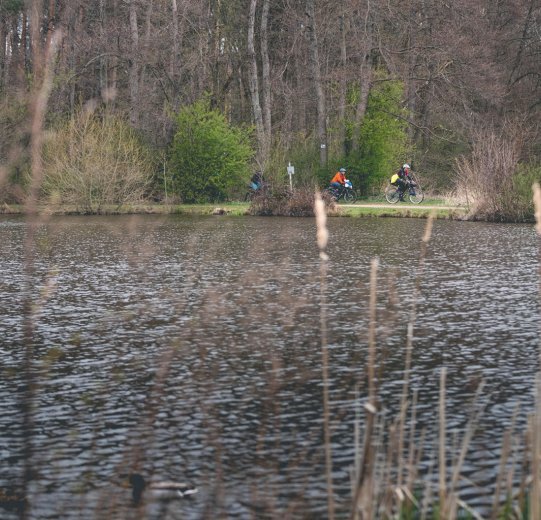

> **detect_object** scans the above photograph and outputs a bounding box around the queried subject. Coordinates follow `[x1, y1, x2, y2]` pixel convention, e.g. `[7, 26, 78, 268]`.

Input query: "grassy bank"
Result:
[0, 199, 469, 219]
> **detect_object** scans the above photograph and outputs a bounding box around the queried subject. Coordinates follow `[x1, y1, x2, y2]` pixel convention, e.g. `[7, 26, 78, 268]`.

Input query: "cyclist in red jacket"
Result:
[330, 168, 347, 190]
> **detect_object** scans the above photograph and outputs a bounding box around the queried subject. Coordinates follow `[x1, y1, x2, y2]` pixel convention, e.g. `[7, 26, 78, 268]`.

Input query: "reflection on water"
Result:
[0, 214, 539, 518]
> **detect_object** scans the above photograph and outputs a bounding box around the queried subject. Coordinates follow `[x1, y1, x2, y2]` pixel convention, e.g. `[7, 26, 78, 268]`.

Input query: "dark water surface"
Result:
[0, 214, 538, 518]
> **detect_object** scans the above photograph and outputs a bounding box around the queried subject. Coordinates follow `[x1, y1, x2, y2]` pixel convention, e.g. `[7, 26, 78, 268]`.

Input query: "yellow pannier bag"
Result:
[390, 173, 399, 184]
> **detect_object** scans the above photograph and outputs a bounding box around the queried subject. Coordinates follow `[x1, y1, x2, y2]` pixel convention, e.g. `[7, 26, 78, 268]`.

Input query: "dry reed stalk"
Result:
[531, 376, 541, 520]
[394, 213, 433, 506]
[405, 390, 419, 493]
[448, 381, 487, 498]
[314, 191, 329, 260]
[379, 422, 398, 517]
[532, 183, 541, 236]
[350, 258, 379, 520]
[490, 404, 519, 518]
[532, 183, 541, 519]
[314, 191, 335, 519]
[368, 257, 378, 405]
[19, 29, 63, 520]
[420, 451, 436, 520]
[351, 215, 435, 518]
[492, 430, 513, 518]
[439, 367, 447, 513]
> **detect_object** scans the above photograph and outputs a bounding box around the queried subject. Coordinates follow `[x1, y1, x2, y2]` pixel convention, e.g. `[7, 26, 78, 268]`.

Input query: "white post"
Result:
[287, 162, 295, 191]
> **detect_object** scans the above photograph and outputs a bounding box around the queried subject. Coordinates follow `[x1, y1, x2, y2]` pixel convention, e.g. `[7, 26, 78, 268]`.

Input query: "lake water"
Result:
[0, 214, 539, 519]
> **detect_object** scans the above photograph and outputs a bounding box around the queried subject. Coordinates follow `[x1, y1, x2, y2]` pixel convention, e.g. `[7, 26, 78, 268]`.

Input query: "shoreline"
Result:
[0, 201, 471, 220]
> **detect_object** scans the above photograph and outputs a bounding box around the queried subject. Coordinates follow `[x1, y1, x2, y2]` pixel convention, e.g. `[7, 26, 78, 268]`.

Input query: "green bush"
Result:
[168, 99, 254, 202]
[42, 110, 154, 210]
[352, 77, 412, 191]
[506, 163, 541, 221]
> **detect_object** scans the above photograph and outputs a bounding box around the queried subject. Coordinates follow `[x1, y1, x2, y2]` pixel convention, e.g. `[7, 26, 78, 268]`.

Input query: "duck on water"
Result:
[129, 473, 198, 503]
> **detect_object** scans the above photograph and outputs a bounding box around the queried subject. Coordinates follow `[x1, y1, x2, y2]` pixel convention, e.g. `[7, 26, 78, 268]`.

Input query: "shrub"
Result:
[168, 99, 254, 202]
[41, 110, 154, 211]
[248, 186, 335, 217]
[455, 126, 539, 222]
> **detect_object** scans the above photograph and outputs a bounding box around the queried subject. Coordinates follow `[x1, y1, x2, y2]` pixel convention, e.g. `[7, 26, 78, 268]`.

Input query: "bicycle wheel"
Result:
[343, 189, 357, 203]
[408, 185, 424, 204]
[385, 184, 400, 204]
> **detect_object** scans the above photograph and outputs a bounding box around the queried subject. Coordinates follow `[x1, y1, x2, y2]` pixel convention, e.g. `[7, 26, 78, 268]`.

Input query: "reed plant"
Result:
[335, 186, 541, 519]
[454, 124, 537, 223]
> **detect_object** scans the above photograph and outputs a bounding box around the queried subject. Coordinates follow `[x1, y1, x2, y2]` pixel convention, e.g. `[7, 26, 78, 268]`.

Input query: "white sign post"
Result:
[287, 162, 295, 191]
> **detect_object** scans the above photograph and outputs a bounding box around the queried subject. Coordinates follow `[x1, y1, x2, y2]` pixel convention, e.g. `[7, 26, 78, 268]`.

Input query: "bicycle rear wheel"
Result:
[385, 185, 400, 204]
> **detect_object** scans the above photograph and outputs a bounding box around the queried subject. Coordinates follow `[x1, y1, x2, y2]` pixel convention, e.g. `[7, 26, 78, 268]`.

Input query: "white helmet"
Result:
[403, 163, 410, 170]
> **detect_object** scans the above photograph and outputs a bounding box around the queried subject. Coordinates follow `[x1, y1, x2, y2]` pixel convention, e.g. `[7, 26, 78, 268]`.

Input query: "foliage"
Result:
[282, 76, 412, 196]
[351, 78, 412, 191]
[508, 163, 541, 219]
[41, 110, 155, 211]
[0, 0, 24, 15]
[168, 99, 254, 202]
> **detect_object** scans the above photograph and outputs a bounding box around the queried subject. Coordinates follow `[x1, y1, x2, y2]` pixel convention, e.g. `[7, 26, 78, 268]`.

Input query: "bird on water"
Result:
[129, 473, 198, 503]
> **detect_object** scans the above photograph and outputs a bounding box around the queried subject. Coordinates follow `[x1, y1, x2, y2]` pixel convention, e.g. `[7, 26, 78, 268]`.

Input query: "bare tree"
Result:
[247, 0, 268, 165]
[351, 0, 374, 154]
[127, 0, 140, 125]
[306, 0, 327, 167]
[260, 0, 272, 151]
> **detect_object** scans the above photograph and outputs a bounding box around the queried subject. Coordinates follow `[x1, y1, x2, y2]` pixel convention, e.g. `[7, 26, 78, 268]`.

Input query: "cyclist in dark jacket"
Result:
[250, 171, 263, 191]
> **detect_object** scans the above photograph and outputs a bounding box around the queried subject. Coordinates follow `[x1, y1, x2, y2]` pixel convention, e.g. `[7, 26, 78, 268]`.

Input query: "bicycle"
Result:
[384, 173, 424, 204]
[244, 182, 270, 201]
[323, 179, 357, 203]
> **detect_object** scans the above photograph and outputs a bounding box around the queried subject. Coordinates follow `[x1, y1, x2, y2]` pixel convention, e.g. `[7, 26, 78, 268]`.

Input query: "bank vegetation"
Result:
[0, 1, 540, 221]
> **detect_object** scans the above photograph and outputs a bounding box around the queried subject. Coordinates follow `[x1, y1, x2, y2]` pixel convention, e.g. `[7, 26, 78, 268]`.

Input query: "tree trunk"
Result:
[351, 4, 373, 154]
[306, 0, 327, 167]
[46, 0, 56, 48]
[170, 0, 179, 80]
[128, 0, 140, 125]
[338, 14, 348, 156]
[247, 0, 268, 166]
[29, 1, 41, 78]
[261, 0, 272, 149]
[0, 19, 6, 91]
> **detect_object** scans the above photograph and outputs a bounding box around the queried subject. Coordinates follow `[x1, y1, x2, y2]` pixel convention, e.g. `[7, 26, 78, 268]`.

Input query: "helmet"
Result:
[339, 167, 346, 173]
[403, 163, 410, 170]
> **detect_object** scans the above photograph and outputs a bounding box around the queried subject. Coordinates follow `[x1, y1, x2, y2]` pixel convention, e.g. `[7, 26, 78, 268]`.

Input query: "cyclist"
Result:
[250, 170, 264, 191]
[330, 168, 347, 192]
[390, 164, 412, 201]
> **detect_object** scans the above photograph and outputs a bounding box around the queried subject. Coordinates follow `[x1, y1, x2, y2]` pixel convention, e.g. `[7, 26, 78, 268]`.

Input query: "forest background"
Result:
[0, 0, 540, 221]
